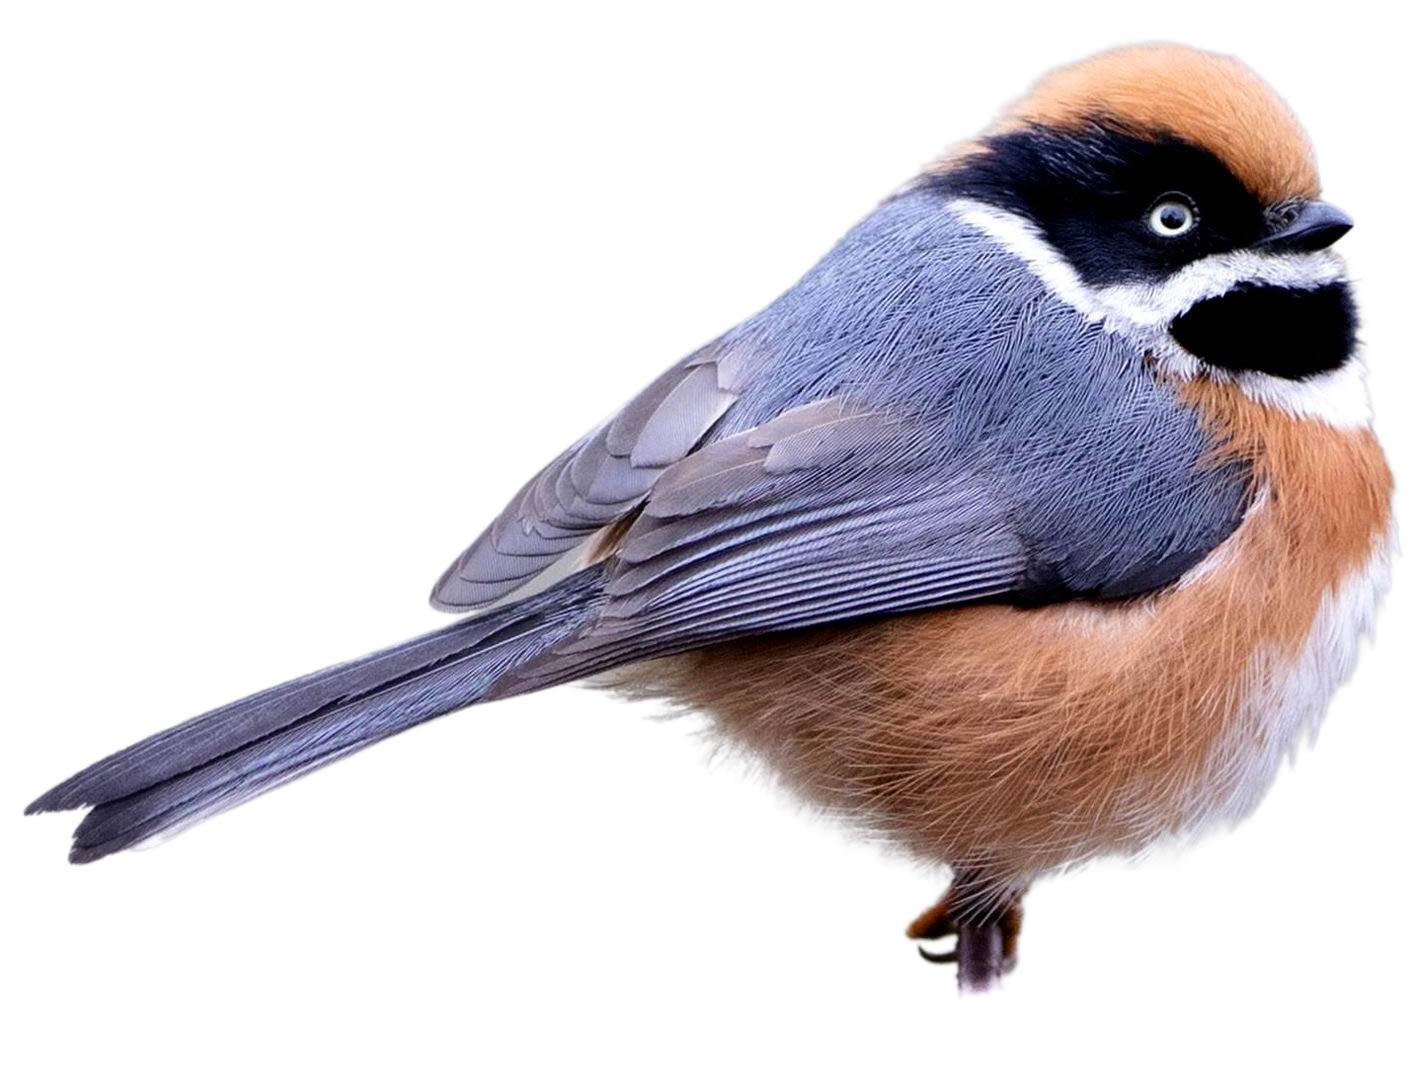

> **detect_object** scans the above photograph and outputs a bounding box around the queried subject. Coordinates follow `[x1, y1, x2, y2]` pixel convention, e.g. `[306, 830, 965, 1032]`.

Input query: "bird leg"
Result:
[906, 876, 1024, 991]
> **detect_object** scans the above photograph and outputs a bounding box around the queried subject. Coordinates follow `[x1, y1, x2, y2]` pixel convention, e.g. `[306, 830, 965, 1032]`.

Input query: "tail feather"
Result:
[28, 568, 606, 863]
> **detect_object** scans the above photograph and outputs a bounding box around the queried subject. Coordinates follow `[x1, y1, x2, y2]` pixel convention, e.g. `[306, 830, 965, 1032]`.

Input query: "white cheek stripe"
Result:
[950, 200, 1104, 320]
[1095, 248, 1348, 327]
[947, 198, 1373, 431]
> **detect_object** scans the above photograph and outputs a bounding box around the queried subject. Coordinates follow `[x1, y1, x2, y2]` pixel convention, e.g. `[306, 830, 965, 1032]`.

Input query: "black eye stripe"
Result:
[922, 120, 1266, 285]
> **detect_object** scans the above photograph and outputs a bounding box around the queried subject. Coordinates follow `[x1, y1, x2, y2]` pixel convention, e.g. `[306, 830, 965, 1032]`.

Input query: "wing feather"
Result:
[431, 344, 745, 610]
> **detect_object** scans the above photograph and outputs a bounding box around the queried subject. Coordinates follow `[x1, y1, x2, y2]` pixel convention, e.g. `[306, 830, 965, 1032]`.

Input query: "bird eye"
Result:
[1148, 195, 1197, 238]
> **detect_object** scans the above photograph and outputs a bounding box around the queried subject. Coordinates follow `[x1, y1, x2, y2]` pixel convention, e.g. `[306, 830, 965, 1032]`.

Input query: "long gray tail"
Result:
[27, 568, 606, 863]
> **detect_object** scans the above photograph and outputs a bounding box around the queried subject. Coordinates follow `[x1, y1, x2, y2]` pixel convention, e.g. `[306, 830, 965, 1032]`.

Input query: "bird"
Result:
[27, 43, 1393, 991]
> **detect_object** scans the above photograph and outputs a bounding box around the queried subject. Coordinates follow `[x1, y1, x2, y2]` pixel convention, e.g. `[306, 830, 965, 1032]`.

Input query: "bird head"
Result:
[924, 45, 1358, 401]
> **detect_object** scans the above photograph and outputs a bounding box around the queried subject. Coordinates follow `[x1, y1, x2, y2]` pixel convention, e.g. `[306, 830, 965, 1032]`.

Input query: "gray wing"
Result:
[429, 342, 754, 610]
[432, 187, 1249, 679]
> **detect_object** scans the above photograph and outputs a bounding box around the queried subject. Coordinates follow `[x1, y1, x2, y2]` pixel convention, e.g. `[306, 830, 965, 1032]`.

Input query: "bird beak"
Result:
[1254, 200, 1354, 253]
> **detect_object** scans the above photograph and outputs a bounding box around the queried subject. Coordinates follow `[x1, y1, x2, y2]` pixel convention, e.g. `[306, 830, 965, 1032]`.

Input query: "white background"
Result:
[4, 3, 1424, 1067]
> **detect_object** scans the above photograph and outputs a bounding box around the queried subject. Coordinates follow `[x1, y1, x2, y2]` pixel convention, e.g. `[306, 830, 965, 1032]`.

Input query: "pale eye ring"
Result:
[1148, 195, 1197, 238]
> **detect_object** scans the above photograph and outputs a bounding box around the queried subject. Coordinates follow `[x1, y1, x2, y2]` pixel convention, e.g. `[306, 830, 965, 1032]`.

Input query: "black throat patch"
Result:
[1169, 282, 1358, 379]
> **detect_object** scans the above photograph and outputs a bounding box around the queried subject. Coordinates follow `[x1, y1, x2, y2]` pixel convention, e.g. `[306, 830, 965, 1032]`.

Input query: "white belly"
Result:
[1185, 533, 1393, 836]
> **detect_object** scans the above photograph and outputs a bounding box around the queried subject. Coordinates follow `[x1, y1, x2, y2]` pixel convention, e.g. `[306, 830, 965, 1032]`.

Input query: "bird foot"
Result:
[906, 880, 1023, 991]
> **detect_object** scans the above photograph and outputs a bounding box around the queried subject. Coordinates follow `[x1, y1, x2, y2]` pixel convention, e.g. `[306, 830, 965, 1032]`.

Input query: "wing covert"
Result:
[430, 343, 753, 611]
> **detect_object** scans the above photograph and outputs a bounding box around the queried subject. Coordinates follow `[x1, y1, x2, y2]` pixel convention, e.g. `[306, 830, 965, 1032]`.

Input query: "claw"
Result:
[907, 878, 1026, 988]
[916, 943, 959, 965]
